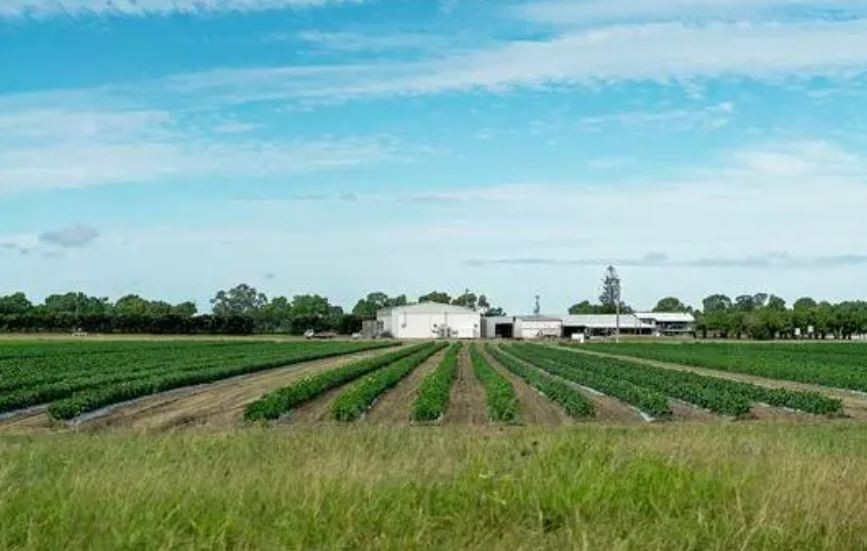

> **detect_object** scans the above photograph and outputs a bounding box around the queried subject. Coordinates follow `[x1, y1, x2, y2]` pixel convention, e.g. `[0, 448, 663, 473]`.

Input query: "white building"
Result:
[636, 312, 696, 337]
[513, 315, 562, 340]
[376, 303, 481, 339]
[562, 314, 655, 338]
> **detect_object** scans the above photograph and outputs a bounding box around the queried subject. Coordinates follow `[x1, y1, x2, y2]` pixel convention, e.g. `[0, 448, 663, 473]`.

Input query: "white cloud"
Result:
[0, 107, 403, 193]
[156, 20, 867, 105]
[516, 0, 867, 25]
[578, 102, 736, 131]
[0, 0, 363, 18]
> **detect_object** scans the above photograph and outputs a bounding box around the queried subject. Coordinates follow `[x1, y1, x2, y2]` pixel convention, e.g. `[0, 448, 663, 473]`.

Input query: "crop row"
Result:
[470, 345, 518, 422]
[582, 342, 867, 392]
[485, 345, 594, 418]
[244, 343, 431, 421]
[332, 343, 447, 421]
[412, 343, 461, 422]
[46, 341, 398, 420]
[512, 345, 842, 417]
[503, 345, 673, 418]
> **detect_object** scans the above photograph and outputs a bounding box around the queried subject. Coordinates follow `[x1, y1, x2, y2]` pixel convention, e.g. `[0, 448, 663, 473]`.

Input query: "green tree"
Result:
[419, 291, 451, 304]
[452, 289, 478, 310]
[352, 292, 407, 319]
[210, 284, 267, 316]
[0, 292, 33, 315]
[43, 292, 110, 316]
[653, 296, 691, 313]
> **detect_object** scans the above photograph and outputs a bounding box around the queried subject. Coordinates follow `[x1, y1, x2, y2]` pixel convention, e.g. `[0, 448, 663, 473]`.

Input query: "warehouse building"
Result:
[375, 303, 481, 340]
[513, 315, 562, 340]
[562, 315, 656, 338]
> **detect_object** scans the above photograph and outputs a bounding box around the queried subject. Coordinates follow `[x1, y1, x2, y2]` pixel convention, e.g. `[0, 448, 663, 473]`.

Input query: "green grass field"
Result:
[3, 423, 867, 550]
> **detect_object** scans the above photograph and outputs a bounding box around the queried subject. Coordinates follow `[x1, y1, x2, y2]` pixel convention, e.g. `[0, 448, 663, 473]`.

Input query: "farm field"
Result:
[3, 339, 867, 549]
[0, 339, 397, 425]
[2, 339, 862, 433]
[583, 342, 867, 392]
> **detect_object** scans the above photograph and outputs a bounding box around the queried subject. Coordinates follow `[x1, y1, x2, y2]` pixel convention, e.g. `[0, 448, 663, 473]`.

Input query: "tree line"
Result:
[0, 286, 505, 336]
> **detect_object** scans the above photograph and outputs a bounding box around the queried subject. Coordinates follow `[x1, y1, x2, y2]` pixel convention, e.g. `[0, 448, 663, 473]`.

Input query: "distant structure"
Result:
[373, 303, 480, 339]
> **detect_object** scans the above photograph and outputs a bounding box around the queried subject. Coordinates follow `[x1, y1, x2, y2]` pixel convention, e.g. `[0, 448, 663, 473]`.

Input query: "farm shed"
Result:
[636, 312, 696, 336]
[376, 303, 481, 339]
[513, 315, 562, 340]
[562, 315, 655, 338]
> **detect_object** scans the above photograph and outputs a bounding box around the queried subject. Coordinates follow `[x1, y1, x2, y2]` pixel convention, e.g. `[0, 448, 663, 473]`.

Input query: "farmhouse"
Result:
[376, 303, 481, 339]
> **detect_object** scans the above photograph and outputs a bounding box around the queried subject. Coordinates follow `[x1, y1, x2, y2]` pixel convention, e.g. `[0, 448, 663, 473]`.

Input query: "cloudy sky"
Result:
[2, 0, 867, 313]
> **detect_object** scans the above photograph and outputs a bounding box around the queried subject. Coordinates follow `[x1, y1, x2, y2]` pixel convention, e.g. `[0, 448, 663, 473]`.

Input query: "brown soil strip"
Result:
[0, 410, 54, 433]
[481, 347, 571, 426]
[490, 346, 644, 424]
[668, 399, 725, 423]
[442, 345, 489, 425]
[566, 347, 867, 420]
[364, 348, 447, 424]
[82, 348, 393, 432]
[750, 403, 817, 422]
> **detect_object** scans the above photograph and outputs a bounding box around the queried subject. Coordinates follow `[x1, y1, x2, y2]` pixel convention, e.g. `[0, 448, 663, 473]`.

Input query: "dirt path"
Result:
[365, 348, 447, 424]
[482, 347, 571, 426]
[565, 346, 867, 419]
[442, 345, 488, 425]
[79, 348, 393, 432]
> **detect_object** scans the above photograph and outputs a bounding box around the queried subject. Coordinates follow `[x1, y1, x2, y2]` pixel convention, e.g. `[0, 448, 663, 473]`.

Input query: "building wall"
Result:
[514, 320, 562, 340]
[390, 311, 481, 339]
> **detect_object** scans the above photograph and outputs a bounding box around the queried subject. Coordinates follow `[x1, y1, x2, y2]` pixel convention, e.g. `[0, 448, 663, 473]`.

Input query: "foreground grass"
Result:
[3, 423, 867, 550]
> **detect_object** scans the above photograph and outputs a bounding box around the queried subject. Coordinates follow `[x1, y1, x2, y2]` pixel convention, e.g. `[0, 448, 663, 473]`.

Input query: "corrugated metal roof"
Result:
[562, 314, 652, 328]
[636, 312, 696, 323]
[515, 315, 562, 322]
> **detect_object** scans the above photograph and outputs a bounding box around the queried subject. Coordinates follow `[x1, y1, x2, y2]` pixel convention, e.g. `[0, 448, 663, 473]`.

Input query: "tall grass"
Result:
[4, 423, 867, 549]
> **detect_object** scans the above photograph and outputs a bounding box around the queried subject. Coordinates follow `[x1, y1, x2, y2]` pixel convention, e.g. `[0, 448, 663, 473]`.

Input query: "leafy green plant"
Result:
[470, 344, 518, 422]
[244, 343, 430, 422]
[332, 343, 447, 421]
[504, 344, 673, 418]
[412, 343, 461, 422]
[486, 345, 594, 418]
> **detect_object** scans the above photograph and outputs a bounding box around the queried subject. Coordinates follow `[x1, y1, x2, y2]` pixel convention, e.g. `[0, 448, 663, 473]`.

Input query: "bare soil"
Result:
[568, 347, 867, 419]
[481, 347, 571, 426]
[668, 399, 725, 423]
[442, 345, 489, 425]
[365, 348, 447, 424]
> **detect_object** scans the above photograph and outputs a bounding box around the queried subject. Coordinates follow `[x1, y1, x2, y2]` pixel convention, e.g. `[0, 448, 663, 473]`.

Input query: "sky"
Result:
[2, 0, 867, 314]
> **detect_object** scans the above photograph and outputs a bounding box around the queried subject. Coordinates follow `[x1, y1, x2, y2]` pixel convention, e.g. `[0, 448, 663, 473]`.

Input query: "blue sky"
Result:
[2, 0, 867, 314]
